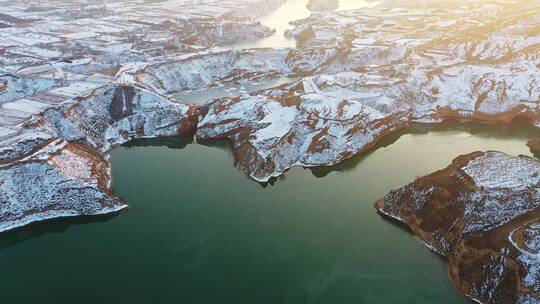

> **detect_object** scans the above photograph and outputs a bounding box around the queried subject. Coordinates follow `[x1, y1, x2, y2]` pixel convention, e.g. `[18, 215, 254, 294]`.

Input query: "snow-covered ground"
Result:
[0, 2, 540, 302]
[377, 151, 540, 304]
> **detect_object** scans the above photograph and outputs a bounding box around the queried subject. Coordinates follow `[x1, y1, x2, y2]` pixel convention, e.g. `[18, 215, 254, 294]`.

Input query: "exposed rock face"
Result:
[60, 84, 198, 151]
[0, 140, 126, 232]
[197, 67, 540, 181]
[528, 139, 540, 155]
[197, 72, 411, 181]
[287, 0, 540, 121]
[1, 2, 539, 277]
[121, 50, 293, 97]
[0, 83, 198, 233]
[306, 0, 339, 12]
[181, 21, 275, 46]
[195, 0, 540, 182]
[0, 0, 292, 233]
[1, 0, 540, 300]
[182, 0, 287, 45]
[374, 152, 540, 304]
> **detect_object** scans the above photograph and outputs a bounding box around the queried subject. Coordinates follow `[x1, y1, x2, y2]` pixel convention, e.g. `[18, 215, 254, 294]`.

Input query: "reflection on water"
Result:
[311, 120, 540, 178]
[0, 214, 118, 251]
[226, 0, 378, 49]
[0, 122, 537, 303]
[183, 0, 377, 106]
[123, 132, 195, 150]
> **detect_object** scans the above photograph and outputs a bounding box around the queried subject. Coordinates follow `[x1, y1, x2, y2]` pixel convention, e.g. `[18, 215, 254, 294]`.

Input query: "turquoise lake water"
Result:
[0, 122, 537, 303]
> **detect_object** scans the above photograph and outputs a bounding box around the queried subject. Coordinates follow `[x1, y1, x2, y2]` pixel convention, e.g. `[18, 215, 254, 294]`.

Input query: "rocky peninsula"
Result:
[375, 152, 540, 303]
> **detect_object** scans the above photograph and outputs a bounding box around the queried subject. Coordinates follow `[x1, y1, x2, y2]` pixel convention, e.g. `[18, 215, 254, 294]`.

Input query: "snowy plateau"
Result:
[0, 0, 540, 303]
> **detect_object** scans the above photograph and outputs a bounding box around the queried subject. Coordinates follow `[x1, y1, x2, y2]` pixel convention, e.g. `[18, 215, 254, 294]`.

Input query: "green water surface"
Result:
[0, 122, 538, 304]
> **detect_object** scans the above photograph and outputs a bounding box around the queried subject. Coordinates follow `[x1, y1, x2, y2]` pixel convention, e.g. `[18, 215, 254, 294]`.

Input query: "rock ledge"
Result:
[375, 152, 540, 304]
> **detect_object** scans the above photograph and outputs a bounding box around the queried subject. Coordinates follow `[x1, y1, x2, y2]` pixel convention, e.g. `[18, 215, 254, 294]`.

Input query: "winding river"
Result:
[177, 0, 378, 105]
[226, 0, 378, 49]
